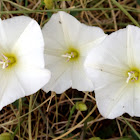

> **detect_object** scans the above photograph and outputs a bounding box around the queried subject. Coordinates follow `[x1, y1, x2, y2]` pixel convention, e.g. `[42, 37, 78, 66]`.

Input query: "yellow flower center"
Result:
[61, 48, 79, 62]
[126, 70, 139, 83]
[0, 53, 16, 69]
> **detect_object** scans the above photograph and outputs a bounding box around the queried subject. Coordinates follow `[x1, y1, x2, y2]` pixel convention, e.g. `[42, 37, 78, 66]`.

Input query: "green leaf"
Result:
[131, 130, 140, 140]
[137, 0, 140, 5]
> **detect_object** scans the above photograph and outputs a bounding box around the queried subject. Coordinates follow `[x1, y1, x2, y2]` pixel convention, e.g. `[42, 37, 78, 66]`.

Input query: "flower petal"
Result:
[42, 56, 71, 93]
[11, 17, 44, 68]
[43, 11, 106, 93]
[42, 11, 106, 51]
[134, 83, 140, 116]
[72, 58, 94, 91]
[0, 67, 50, 110]
[42, 11, 73, 50]
[1, 16, 34, 50]
[126, 25, 140, 69]
[0, 16, 51, 110]
[15, 66, 51, 96]
[85, 64, 137, 119]
[76, 25, 107, 51]
[84, 27, 136, 119]
[85, 28, 130, 77]
[0, 70, 25, 110]
[95, 78, 135, 119]
[0, 19, 7, 49]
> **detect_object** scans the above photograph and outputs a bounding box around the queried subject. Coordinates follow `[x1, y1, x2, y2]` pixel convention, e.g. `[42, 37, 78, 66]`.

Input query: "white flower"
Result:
[42, 11, 106, 93]
[0, 16, 51, 110]
[85, 25, 140, 119]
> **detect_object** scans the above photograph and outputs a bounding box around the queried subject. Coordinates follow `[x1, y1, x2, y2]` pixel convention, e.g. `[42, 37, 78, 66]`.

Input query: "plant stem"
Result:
[64, 105, 76, 133]
[28, 95, 33, 140]
[53, 105, 97, 140]
[122, 116, 140, 139]
[0, 8, 119, 14]
[111, 0, 140, 27]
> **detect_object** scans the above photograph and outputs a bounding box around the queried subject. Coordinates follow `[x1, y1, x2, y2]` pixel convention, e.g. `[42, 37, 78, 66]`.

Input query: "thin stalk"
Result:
[28, 95, 33, 140]
[111, 0, 140, 27]
[55, 93, 58, 128]
[1, 7, 140, 14]
[53, 105, 97, 140]
[34, 101, 55, 137]
[64, 105, 76, 133]
[18, 98, 22, 139]
[3, 0, 32, 11]
[0, 8, 120, 14]
[25, 0, 28, 7]
[122, 116, 140, 139]
[1, 94, 55, 126]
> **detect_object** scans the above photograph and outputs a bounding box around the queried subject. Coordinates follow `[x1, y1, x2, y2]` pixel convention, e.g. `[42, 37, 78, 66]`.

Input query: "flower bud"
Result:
[0, 133, 12, 140]
[89, 137, 101, 140]
[76, 102, 87, 111]
[44, 0, 53, 9]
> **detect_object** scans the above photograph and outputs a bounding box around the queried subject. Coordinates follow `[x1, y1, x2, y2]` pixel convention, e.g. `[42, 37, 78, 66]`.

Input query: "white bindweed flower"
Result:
[0, 16, 51, 110]
[42, 11, 107, 93]
[85, 25, 140, 119]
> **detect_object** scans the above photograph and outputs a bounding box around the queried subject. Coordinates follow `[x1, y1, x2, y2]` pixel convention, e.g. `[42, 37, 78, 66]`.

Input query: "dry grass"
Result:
[0, 0, 140, 140]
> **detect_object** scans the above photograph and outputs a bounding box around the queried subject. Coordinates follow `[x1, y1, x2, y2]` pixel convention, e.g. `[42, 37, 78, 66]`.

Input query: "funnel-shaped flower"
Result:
[0, 16, 51, 110]
[42, 11, 106, 93]
[85, 25, 140, 119]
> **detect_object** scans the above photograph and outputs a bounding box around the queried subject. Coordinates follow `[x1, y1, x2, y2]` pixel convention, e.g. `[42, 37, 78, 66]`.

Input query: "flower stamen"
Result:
[0, 53, 16, 69]
[126, 70, 139, 83]
[61, 51, 78, 62]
